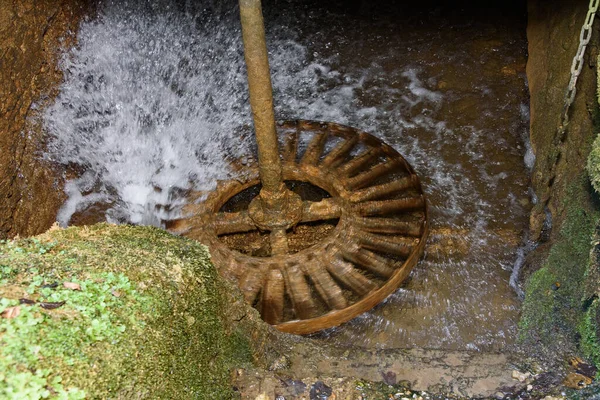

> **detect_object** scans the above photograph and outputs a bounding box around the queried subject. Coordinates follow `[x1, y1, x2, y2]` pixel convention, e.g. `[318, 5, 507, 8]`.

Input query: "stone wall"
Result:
[527, 0, 599, 243]
[0, 0, 90, 239]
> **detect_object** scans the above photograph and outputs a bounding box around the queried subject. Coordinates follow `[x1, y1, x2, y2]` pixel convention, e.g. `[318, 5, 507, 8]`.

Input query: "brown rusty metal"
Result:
[239, 0, 306, 254]
[239, 0, 286, 203]
[168, 120, 429, 334]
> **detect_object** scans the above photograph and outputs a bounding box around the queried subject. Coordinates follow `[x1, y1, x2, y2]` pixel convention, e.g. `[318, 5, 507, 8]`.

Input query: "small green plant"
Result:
[588, 55, 600, 194]
[0, 271, 150, 399]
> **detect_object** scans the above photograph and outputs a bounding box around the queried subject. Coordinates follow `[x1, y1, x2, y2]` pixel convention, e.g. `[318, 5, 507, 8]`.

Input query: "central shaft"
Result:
[239, 0, 303, 254]
[239, 0, 285, 202]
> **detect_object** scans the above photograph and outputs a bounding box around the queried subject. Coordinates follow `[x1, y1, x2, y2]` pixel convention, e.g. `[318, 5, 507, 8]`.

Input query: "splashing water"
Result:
[44, 0, 531, 351]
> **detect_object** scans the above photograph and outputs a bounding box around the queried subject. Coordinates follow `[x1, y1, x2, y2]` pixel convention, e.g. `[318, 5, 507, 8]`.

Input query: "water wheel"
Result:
[168, 0, 429, 334]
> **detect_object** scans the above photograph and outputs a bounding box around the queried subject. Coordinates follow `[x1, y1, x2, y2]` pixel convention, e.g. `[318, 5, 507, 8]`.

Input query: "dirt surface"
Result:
[232, 345, 522, 399]
[0, 0, 90, 239]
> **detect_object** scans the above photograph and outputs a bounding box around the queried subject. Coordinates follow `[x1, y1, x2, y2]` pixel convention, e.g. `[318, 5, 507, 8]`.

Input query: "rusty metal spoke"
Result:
[282, 128, 299, 162]
[213, 211, 257, 235]
[270, 227, 289, 255]
[300, 131, 329, 166]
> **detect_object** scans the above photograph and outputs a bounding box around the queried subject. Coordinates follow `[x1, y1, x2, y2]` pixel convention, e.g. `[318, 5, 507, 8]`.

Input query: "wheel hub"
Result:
[169, 120, 429, 334]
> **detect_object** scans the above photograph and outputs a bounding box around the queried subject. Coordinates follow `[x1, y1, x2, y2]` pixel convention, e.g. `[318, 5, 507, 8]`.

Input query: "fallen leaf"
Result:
[63, 282, 81, 291]
[563, 372, 592, 389]
[111, 290, 121, 297]
[19, 298, 36, 305]
[39, 301, 66, 310]
[1, 306, 21, 319]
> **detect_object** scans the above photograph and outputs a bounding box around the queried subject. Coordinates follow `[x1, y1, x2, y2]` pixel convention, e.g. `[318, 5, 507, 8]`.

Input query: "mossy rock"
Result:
[0, 223, 262, 399]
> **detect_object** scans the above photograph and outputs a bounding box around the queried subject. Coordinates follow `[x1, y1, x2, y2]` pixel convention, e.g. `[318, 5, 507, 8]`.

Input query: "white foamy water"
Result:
[44, 0, 530, 351]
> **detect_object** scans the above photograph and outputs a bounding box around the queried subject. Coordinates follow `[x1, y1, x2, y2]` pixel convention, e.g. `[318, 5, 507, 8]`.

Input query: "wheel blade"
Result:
[300, 132, 328, 166]
[349, 175, 418, 202]
[326, 257, 376, 296]
[355, 217, 423, 236]
[359, 233, 415, 258]
[355, 197, 425, 216]
[320, 135, 359, 168]
[337, 148, 381, 177]
[239, 269, 264, 305]
[305, 263, 348, 310]
[301, 198, 342, 222]
[262, 268, 285, 325]
[345, 159, 402, 190]
[341, 247, 395, 278]
[283, 264, 317, 319]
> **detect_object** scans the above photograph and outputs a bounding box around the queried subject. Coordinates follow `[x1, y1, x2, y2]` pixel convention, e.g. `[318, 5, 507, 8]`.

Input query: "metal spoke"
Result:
[239, 269, 264, 304]
[270, 228, 289, 255]
[341, 247, 395, 278]
[282, 129, 299, 162]
[213, 211, 257, 235]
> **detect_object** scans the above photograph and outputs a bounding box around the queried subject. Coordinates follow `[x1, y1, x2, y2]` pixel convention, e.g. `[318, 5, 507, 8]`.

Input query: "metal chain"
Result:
[559, 0, 599, 137]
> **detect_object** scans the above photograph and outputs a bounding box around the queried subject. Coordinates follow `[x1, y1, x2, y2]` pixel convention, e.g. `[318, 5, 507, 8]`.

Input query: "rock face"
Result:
[527, 0, 599, 242]
[520, 0, 600, 372]
[0, 1, 90, 240]
[0, 224, 277, 399]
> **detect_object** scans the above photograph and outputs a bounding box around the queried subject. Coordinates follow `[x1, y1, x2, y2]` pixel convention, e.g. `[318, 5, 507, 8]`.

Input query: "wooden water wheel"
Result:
[169, 120, 428, 334]
[168, 0, 429, 334]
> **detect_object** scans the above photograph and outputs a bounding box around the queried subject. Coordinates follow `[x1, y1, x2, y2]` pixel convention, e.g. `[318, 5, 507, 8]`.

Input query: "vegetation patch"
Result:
[0, 223, 253, 399]
[519, 177, 600, 369]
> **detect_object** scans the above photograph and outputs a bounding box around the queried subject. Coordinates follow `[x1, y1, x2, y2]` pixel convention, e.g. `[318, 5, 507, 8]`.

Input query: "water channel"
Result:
[43, 0, 531, 352]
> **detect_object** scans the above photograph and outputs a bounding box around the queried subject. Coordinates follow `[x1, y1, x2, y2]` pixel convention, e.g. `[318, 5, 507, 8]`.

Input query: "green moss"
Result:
[519, 177, 600, 358]
[586, 134, 600, 194]
[579, 298, 600, 373]
[0, 224, 252, 399]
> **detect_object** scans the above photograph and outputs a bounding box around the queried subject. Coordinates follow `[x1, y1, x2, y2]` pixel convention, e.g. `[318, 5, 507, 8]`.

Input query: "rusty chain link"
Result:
[559, 0, 599, 137]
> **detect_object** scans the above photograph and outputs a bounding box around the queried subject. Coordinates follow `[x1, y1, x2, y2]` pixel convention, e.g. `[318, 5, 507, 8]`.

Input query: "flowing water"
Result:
[43, 0, 530, 351]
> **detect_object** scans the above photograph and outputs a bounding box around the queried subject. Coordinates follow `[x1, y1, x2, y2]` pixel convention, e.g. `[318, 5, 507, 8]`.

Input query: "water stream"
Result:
[43, 0, 530, 351]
